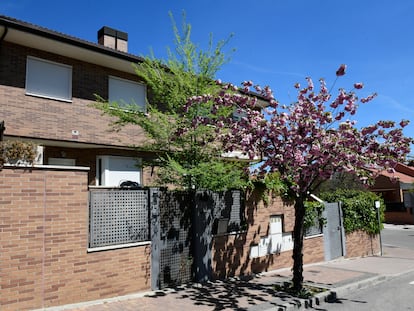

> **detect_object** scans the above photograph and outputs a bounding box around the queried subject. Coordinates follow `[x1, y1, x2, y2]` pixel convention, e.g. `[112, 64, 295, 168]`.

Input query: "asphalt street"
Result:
[318, 225, 414, 311]
[321, 269, 414, 310]
[382, 224, 414, 250]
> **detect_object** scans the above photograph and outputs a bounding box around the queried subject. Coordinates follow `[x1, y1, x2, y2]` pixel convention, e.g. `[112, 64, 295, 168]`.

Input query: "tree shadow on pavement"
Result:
[146, 276, 305, 310]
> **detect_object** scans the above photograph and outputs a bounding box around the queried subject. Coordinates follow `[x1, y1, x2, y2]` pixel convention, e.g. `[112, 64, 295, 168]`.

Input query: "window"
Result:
[48, 157, 76, 166]
[26, 56, 72, 101]
[305, 214, 324, 237]
[96, 155, 142, 187]
[108, 76, 146, 111]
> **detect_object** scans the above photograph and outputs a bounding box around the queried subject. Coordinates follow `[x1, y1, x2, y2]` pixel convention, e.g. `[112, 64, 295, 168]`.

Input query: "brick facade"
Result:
[211, 190, 380, 279]
[0, 41, 146, 147]
[211, 191, 325, 279]
[0, 167, 151, 311]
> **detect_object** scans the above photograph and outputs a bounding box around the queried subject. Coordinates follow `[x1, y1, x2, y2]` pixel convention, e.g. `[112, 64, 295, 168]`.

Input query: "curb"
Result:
[262, 274, 391, 310]
[31, 290, 155, 311]
[326, 274, 388, 301]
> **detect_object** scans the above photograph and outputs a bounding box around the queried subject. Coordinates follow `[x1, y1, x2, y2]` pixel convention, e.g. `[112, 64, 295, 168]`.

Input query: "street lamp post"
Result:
[375, 200, 383, 256]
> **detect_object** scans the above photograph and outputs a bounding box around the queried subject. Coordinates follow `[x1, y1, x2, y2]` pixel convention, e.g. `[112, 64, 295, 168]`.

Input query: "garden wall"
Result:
[345, 230, 380, 258]
[211, 190, 380, 279]
[211, 191, 325, 279]
[0, 166, 381, 310]
[0, 166, 151, 311]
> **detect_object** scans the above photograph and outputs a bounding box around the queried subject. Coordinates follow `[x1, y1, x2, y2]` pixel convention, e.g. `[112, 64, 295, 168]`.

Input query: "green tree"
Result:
[96, 12, 248, 190]
[182, 65, 412, 293]
[320, 189, 384, 234]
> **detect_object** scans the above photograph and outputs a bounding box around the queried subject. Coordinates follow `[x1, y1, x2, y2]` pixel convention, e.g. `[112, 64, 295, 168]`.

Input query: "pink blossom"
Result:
[399, 119, 410, 128]
[178, 68, 413, 199]
[360, 93, 377, 103]
[354, 83, 364, 89]
[336, 64, 346, 76]
[306, 77, 314, 90]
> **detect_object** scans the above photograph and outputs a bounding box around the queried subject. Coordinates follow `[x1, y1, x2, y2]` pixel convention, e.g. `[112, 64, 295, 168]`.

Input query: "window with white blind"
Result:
[96, 155, 142, 187]
[108, 76, 146, 111]
[26, 56, 72, 101]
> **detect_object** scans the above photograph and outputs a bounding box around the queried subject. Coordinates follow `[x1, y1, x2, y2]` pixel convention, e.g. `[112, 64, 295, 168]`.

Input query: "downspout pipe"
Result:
[0, 26, 7, 142]
[0, 120, 6, 141]
[0, 121, 5, 141]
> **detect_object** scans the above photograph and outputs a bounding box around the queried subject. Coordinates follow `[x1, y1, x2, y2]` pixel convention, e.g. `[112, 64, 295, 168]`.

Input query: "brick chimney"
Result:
[98, 26, 128, 52]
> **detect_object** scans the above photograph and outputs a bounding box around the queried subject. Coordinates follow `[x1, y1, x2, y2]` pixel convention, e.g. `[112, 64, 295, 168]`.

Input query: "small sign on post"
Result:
[375, 200, 383, 256]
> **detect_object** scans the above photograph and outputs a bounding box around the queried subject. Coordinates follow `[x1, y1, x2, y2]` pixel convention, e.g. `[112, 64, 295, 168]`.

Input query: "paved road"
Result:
[382, 225, 414, 250]
[315, 226, 414, 311]
[320, 270, 414, 310]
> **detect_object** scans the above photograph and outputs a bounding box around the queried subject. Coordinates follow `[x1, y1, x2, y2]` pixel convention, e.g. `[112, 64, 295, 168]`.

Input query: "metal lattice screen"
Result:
[210, 190, 244, 234]
[158, 191, 193, 288]
[89, 189, 149, 248]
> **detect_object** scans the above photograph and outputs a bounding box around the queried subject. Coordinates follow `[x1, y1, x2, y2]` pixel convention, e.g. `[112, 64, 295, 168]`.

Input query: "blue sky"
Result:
[2, 0, 414, 141]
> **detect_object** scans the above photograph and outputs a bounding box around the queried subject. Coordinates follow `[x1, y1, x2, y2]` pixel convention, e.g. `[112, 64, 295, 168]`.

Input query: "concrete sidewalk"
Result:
[38, 244, 414, 311]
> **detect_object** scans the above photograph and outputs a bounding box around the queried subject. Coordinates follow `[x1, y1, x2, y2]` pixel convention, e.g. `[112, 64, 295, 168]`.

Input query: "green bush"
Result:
[304, 200, 325, 232]
[319, 189, 384, 234]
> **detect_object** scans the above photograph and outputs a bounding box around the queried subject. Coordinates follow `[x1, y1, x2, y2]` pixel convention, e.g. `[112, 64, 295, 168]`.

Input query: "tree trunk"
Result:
[292, 195, 306, 292]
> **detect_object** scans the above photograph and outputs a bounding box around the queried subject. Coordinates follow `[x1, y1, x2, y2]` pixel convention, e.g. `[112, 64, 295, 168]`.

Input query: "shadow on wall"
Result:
[212, 187, 294, 280]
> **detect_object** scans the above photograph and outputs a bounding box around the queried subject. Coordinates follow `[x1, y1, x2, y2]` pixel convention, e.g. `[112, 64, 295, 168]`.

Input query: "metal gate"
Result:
[323, 202, 346, 260]
[150, 189, 193, 290]
[150, 189, 244, 289]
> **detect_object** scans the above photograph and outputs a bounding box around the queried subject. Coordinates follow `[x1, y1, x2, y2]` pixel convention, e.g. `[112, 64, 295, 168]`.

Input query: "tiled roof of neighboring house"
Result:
[378, 163, 414, 184]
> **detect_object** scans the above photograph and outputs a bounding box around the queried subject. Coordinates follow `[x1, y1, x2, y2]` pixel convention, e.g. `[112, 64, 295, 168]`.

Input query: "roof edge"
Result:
[0, 15, 144, 64]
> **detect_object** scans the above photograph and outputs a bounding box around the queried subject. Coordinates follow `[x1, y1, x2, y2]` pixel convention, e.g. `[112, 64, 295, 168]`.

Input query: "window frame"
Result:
[25, 56, 72, 102]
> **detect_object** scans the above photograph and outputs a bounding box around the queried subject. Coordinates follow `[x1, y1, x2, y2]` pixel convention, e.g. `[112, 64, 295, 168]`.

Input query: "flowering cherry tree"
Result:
[182, 65, 413, 292]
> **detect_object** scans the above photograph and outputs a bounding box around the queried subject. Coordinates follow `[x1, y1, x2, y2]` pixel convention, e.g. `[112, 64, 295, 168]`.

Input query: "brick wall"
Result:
[211, 190, 380, 279]
[211, 190, 324, 279]
[0, 167, 151, 311]
[385, 210, 414, 225]
[345, 230, 380, 258]
[0, 41, 147, 147]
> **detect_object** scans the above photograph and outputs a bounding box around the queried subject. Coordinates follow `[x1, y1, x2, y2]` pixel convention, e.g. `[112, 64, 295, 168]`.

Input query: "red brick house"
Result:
[370, 163, 414, 224]
[0, 15, 153, 187]
[0, 16, 380, 311]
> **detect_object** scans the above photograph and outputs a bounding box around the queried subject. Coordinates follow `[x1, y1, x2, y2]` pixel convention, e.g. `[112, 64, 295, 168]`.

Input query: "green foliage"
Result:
[304, 200, 326, 231]
[94, 11, 244, 191]
[252, 172, 288, 205]
[159, 155, 249, 191]
[0, 140, 36, 167]
[274, 282, 327, 298]
[319, 189, 384, 234]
